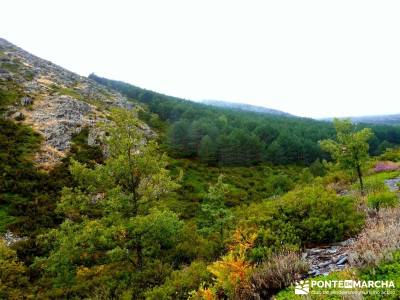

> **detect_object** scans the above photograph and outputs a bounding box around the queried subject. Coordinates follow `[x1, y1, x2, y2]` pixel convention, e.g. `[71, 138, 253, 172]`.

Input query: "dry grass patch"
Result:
[349, 207, 400, 268]
[241, 252, 308, 299]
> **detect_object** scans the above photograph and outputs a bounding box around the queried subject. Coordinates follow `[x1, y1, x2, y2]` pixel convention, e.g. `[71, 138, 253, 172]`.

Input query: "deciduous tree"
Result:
[319, 119, 374, 194]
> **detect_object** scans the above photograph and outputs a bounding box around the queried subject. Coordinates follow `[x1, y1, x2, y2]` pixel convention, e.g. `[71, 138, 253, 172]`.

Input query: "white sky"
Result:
[1, 0, 400, 118]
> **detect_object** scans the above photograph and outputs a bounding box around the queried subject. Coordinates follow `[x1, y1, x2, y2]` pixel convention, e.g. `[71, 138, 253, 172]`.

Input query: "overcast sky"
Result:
[1, 0, 400, 118]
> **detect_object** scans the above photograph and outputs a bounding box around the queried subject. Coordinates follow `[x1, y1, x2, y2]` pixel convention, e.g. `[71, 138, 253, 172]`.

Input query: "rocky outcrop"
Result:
[2, 231, 27, 247]
[0, 38, 144, 167]
[24, 95, 96, 164]
[20, 96, 33, 106]
[384, 177, 400, 192]
[303, 238, 354, 277]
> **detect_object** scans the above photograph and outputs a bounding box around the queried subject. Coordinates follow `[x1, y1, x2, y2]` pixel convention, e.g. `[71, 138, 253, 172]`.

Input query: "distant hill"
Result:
[349, 114, 400, 125]
[323, 114, 400, 125]
[200, 100, 293, 116]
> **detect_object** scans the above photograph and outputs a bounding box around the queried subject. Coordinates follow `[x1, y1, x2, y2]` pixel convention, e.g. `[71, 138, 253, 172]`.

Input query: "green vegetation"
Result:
[1, 72, 400, 299]
[197, 176, 233, 247]
[275, 251, 400, 300]
[31, 109, 185, 298]
[236, 185, 364, 262]
[50, 84, 83, 100]
[360, 250, 400, 299]
[164, 159, 309, 218]
[145, 261, 212, 300]
[0, 114, 103, 237]
[368, 191, 399, 210]
[0, 209, 16, 233]
[0, 80, 23, 111]
[0, 240, 30, 299]
[1, 62, 20, 73]
[380, 147, 400, 162]
[320, 118, 374, 193]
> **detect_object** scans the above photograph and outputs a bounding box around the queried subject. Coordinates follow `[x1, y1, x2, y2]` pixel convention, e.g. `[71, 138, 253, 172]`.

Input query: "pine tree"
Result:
[198, 135, 217, 165]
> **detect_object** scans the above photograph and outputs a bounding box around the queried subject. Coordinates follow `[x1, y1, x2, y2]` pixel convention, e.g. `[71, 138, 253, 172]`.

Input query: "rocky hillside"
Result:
[0, 38, 138, 168]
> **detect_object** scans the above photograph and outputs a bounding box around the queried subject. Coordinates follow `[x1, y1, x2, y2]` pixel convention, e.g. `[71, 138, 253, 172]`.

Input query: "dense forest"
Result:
[90, 74, 400, 166]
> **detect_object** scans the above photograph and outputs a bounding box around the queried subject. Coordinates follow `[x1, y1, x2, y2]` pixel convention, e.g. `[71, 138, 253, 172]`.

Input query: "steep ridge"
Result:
[0, 38, 135, 168]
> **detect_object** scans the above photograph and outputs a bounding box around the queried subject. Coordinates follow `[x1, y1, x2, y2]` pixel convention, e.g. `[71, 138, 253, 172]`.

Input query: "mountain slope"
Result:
[200, 99, 292, 116]
[0, 38, 135, 167]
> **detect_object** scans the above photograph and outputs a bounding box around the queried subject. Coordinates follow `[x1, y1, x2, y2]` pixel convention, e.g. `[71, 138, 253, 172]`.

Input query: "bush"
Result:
[264, 174, 294, 196]
[145, 261, 211, 300]
[367, 191, 399, 210]
[270, 185, 364, 245]
[380, 148, 400, 162]
[322, 170, 352, 194]
[358, 173, 391, 194]
[0, 240, 30, 299]
[250, 224, 300, 262]
[238, 185, 364, 262]
[309, 158, 327, 177]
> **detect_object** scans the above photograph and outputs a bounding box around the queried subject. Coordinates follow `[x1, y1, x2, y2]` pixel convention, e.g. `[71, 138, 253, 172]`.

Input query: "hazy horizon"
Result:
[2, 0, 400, 118]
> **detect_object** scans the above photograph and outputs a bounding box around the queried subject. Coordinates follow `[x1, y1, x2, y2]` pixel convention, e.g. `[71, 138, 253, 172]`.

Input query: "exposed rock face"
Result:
[384, 177, 400, 192]
[29, 95, 92, 149]
[2, 231, 27, 247]
[0, 37, 143, 167]
[303, 238, 354, 277]
[20, 96, 33, 106]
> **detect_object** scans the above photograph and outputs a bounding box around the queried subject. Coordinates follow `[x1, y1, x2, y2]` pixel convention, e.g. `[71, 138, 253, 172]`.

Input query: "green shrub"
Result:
[360, 251, 400, 300]
[361, 176, 388, 194]
[272, 185, 364, 245]
[358, 171, 400, 195]
[0, 208, 16, 233]
[240, 185, 365, 262]
[145, 261, 211, 300]
[309, 158, 327, 177]
[380, 147, 400, 162]
[264, 174, 294, 196]
[250, 224, 300, 262]
[367, 191, 399, 210]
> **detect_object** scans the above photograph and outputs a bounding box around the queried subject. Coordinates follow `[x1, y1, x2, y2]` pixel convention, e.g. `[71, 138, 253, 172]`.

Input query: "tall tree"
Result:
[319, 119, 374, 194]
[36, 109, 183, 297]
[167, 120, 193, 157]
[198, 135, 217, 165]
[198, 175, 233, 247]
